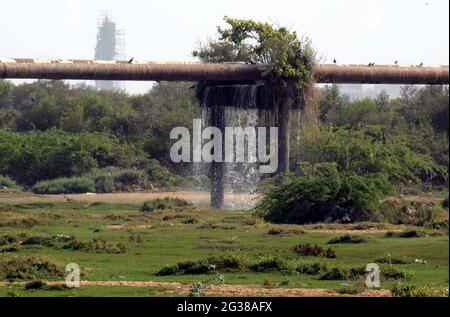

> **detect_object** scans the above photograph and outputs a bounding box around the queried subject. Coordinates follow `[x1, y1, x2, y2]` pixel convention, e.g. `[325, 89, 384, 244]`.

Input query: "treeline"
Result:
[0, 80, 198, 189]
[0, 79, 448, 195]
[0, 80, 198, 171]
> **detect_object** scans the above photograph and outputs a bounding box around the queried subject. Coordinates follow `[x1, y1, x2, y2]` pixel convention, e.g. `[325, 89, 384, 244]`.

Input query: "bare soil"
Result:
[0, 281, 391, 297]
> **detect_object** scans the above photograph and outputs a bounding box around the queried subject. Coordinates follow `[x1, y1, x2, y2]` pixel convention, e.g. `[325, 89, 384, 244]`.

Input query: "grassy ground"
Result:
[0, 192, 448, 297]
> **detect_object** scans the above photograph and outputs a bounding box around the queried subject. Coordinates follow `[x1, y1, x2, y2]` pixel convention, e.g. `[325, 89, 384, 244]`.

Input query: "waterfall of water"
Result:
[195, 84, 263, 209]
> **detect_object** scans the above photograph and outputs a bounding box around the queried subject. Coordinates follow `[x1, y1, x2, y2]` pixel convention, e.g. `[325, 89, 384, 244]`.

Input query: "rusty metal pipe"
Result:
[1, 58, 448, 84]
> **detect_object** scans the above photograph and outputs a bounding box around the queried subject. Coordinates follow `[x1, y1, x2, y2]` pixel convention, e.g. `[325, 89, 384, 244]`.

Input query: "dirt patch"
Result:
[0, 280, 391, 297]
[0, 191, 260, 206]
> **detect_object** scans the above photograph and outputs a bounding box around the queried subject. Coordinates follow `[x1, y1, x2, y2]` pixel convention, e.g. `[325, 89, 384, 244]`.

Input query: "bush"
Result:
[31, 168, 151, 194]
[181, 217, 200, 224]
[319, 267, 348, 280]
[155, 260, 212, 276]
[248, 256, 290, 273]
[381, 200, 438, 227]
[64, 238, 127, 254]
[375, 255, 410, 265]
[327, 235, 369, 245]
[140, 197, 192, 213]
[0, 175, 19, 189]
[296, 262, 329, 275]
[384, 230, 427, 238]
[381, 265, 413, 280]
[207, 254, 248, 271]
[426, 218, 449, 231]
[255, 163, 392, 224]
[293, 244, 336, 258]
[32, 177, 95, 194]
[0, 235, 19, 246]
[391, 283, 449, 297]
[266, 228, 304, 236]
[0, 256, 64, 280]
[298, 125, 448, 186]
[399, 230, 427, 238]
[0, 129, 149, 186]
[24, 280, 47, 290]
[93, 175, 115, 193]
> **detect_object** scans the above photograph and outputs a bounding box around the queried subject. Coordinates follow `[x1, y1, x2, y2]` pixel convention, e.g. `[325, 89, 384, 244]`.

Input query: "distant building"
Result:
[94, 11, 125, 91]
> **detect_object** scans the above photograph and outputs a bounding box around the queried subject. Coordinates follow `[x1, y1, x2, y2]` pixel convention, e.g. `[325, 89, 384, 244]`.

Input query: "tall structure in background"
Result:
[95, 11, 125, 90]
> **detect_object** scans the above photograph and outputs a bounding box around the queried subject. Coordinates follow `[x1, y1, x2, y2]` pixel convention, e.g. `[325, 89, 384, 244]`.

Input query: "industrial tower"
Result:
[94, 11, 125, 90]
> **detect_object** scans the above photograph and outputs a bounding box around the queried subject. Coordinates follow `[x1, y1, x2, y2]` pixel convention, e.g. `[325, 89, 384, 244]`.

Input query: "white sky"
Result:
[1, 0, 448, 94]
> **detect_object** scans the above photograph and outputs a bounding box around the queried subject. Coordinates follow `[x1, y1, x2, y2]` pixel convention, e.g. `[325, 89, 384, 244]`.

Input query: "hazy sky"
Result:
[1, 0, 448, 94]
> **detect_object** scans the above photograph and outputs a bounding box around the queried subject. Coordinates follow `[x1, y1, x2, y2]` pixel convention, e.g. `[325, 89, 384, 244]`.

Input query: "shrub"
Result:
[140, 197, 192, 213]
[0, 245, 21, 253]
[336, 283, 365, 295]
[24, 280, 47, 290]
[327, 235, 369, 245]
[319, 267, 348, 280]
[64, 238, 127, 254]
[0, 129, 150, 186]
[375, 255, 410, 265]
[399, 230, 427, 238]
[266, 228, 303, 236]
[207, 254, 248, 271]
[32, 177, 95, 194]
[426, 218, 449, 231]
[146, 159, 172, 187]
[381, 201, 438, 227]
[181, 217, 200, 224]
[155, 260, 212, 276]
[255, 163, 391, 224]
[0, 235, 19, 246]
[381, 265, 413, 280]
[21, 236, 55, 247]
[391, 283, 449, 297]
[384, 230, 427, 238]
[0, 175, 19, 189]
[248, 256, 289, 273]
[93, 175, 115, 193]
[113, 169, 148, 192]
[0, 256, 64, 280]
[293, 244, 336, 258]
[296, 262, 329, 275]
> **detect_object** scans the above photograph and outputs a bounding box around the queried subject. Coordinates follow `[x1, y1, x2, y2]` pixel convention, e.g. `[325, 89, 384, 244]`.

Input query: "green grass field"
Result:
[0, 193, 448, 297]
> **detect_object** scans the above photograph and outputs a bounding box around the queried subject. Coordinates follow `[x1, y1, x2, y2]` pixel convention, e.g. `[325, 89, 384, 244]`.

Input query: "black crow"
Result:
[333, 59, 337, 64]
[128, 57, 134, 64]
